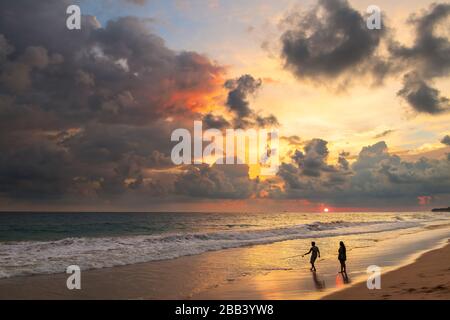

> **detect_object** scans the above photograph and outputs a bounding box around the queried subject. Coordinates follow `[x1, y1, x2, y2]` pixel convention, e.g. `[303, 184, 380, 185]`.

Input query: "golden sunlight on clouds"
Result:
[210, 0, 450, 163]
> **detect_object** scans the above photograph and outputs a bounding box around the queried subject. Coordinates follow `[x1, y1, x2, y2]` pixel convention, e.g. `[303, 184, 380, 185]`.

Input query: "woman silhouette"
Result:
[338, 241, 347, 274]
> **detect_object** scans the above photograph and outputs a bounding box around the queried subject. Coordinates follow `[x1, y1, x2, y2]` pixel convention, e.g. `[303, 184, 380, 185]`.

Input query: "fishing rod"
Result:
[282, 255, 326, 261]
[281, 254, 304, 260]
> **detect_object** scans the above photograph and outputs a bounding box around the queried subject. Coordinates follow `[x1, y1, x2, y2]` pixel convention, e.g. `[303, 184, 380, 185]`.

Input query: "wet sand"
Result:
[324, 240, 450, 300]
[0, 228, 449, 300]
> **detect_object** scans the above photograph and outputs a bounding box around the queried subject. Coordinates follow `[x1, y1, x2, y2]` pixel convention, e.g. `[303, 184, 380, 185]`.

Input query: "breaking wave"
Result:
[0, 220, 421, 278]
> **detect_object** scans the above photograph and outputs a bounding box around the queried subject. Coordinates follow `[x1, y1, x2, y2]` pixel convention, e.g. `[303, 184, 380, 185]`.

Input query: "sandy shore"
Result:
[0, 230, 449, 300]
[324, 240, 450, 300]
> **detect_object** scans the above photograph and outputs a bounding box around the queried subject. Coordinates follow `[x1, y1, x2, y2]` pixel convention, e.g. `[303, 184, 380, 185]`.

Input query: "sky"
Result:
[0, 0, 450, 212]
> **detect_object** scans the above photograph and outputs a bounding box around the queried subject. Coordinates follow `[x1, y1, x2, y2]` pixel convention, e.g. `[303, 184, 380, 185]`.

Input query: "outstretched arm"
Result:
[302, 248, 312, 257]
[318, 248, 321, 258]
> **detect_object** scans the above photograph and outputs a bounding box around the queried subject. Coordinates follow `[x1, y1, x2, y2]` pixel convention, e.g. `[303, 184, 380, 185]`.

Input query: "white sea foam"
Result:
[0, 219, 424, 279]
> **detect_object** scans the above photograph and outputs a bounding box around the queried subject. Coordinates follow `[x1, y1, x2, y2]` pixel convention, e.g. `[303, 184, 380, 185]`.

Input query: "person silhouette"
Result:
[302, 241, 320, 271]
[338, 241, 347, 274]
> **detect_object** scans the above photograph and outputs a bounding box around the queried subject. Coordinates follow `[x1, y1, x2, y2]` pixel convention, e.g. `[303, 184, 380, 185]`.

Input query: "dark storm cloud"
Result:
[279, 1, 450, 115]
[280, 0, 387, 83]
[225, 74, 261, 118]
[277, 139, 352, 199]
[0, 0, 225, 203]
[277, 163, 308, 190]
[255, 114, 279, 128]
[63, 122, 176, 165]
[338, 152, 350, 171]
[442, 135, 450, 146]
[0, 3, 224, 128]
[0, 135, 74, 199]
[2, 0, 450, 208]
[389, 3, 450, 113]
[397, 72, 449, 114]
[350, 142, 450, 200]
[204, 74, 279, 129]
[0, 35, 14, 62]
[175, 164, 255, 199]
[203, 113, 230, 130]
[277, 140, 450, 207]
[389, 3, 450, 79]
[291, 139, 335, 177]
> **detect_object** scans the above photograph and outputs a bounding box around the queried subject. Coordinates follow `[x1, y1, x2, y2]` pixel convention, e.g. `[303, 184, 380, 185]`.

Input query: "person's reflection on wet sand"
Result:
[311, 271, 326, 291]
[335, 271, 350, 287]
[341, 271, 350, 284]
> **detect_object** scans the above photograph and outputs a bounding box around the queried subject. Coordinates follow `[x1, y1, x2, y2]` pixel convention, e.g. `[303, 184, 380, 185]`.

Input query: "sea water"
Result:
[0, 211, 449, 279]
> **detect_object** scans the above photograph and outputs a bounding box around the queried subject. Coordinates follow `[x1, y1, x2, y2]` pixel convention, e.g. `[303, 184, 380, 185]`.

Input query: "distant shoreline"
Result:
[432, 207, 450, 212]
[0, 209, 441, 214]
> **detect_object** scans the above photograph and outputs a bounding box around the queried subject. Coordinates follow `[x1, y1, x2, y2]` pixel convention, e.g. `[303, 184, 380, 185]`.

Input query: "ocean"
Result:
[1, 211, 449, 279]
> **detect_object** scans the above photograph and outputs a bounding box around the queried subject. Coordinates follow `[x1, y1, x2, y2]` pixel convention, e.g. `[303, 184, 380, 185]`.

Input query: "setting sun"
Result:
[1, 0, 450, 305]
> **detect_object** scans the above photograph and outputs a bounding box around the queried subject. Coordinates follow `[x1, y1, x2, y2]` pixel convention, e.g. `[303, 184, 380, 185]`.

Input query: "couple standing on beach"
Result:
[302, 241, 347, 274]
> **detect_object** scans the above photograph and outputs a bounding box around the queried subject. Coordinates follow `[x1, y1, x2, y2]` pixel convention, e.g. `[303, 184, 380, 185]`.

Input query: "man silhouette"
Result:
[303, 241, 320, 271]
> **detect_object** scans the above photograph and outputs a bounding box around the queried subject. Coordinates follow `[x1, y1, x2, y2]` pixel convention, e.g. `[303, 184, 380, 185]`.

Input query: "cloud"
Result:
[0, 0, 225, 203]
[204, 74, 279, 129]
[1, 1, 450, 209]
[0, 34, 14, 62]
[203, 113, 231, 130]
[255, 114, 279, 128]
[280, 0, 387, 84]
[338, 152, 350, 171]
[0, 2, 225, 127]
[373, 130, 395, 139]
[175, 164, 255, 199]
[0, 134, 73, 200]
[351, 142, 450, 198]
[291, 139, 333, 177]
[0, 2, 280, 206]
[225, 74, 261, 118]
[281, 135, 302, 147]
[442, 135, 450, 146]
[277, 140, 450, 207]
[389, 3, 450, 79]
[390, 3, 450, 113]
[397, 72, 449, 114]
[279, 1, 450, 115]
[277, 139, 351, 200]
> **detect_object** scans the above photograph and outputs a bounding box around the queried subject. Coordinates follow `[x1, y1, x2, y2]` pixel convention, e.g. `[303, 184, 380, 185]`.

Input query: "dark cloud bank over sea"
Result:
[0, 0, 449, 209]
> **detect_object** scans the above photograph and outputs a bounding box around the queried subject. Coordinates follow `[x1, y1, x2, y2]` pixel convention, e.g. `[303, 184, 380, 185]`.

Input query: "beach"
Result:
[324, 240, 450, 300]
[2, 0, 450, 304]
[0, 212, 449, 300]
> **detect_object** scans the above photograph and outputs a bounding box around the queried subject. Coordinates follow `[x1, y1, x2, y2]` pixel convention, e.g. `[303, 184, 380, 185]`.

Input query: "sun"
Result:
[324, 208, 329, 213]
